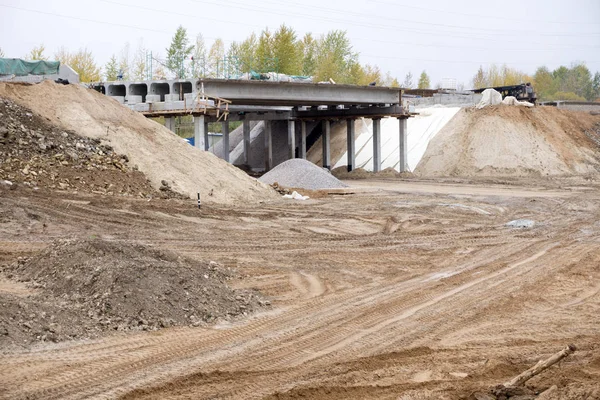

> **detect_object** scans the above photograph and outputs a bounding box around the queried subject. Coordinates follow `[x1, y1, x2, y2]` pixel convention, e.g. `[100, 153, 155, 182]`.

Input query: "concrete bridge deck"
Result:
[91, 78, 411, 173]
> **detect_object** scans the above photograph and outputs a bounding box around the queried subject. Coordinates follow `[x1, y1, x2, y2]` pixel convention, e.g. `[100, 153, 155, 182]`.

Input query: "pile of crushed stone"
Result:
[259, 159, 348, 190]
[0, 239, 269, 347]
[0, 97, 182, 198]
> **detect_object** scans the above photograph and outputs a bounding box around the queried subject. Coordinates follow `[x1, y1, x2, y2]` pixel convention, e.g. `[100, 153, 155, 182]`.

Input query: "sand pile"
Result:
[259, 159, 348, 190]
[0, 81, 277, 204]
[0, 239, 269, 346]
[416, 106, 600, 177]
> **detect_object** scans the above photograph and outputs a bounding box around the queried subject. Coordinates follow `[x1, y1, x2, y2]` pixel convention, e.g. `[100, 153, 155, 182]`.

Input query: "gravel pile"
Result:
[259, 159, 348, 190]
[0, 96, 183, 198]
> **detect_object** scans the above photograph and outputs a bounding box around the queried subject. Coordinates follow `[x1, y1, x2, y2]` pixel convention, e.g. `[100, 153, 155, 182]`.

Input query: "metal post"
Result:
[222, 121, 230, 163]
[347, 119, 355, 172]
[373, 118, 381, 173]
[399, 117, 408, 172]
[243, 120, 251, 165]
[264, 121, 273, 171]
[322, 120, 331, 170]
[300, 120, 307, 159]
[288, 119, 296, 159]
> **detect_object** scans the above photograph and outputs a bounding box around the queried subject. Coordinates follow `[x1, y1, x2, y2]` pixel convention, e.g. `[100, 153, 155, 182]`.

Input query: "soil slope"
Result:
[415, 106, 600, 177]
[0, 81, 277, 204]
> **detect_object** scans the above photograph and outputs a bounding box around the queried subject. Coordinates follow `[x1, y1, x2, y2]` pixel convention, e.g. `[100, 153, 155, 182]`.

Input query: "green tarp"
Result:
[0, 58, 60, 76]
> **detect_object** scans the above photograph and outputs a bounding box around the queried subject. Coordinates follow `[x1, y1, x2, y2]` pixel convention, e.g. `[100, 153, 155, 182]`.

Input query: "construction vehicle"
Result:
[472, 83, 536, 104]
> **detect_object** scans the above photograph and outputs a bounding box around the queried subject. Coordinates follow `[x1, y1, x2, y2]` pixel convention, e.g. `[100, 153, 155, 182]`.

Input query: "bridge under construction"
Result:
[92, 78, 412, 172]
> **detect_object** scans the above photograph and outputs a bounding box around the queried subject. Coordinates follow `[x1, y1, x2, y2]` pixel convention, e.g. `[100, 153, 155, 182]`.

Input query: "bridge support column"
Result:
[165, 117, 176, 133]
[322, 120, 331, 170]
[264, 121, 273, 171]
[194, 115, 207, 149]
[222, 121, 230, 163]
[398, 117, 408, 172]
[300, 121, 307, 159]
[288, 119, 296, 159]
[347, 119, 355, 172]
[243, 120, 251, 165]
[373, 118, 381, 173]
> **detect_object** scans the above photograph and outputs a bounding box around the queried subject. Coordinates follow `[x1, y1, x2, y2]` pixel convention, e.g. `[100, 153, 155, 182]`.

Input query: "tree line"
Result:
[5, 26, 600, 102]
[472, 63, 600, 102]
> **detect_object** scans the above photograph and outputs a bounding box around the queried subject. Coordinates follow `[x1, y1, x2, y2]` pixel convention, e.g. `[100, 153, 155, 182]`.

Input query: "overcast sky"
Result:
[1, 0, 599, 87]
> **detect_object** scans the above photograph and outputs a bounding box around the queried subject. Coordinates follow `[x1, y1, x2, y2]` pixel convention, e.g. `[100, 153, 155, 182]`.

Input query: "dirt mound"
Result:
[0, 97, 183, 198]
[0, 239, 269, 347]
[259, 159, 348, 190]
[0, 81, 277, 204]
[415, 106, 600, 177]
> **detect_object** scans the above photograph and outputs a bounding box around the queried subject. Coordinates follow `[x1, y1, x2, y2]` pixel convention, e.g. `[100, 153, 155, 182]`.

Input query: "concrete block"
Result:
[146, 94, 161, 103]
[165, 94, 180, 102]
[134, 103, 150, 112]
[126, 95, 143, 104]
[171, 101, 185, 110]
[148, 102, 166, 111]
[110, 96, 125, 104]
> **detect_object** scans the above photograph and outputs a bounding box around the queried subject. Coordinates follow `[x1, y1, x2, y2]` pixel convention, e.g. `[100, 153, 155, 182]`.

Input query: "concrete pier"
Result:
[300, 121, 307, 159]
[322, 120, 331, 170]
[347, 119, 356, 172]
[399, 118, 408, 172]
[165, 117, 176, 133]
[194, 115, 207, 149]
[288, 120, 296, 159]
[264, 121, 273, 171]
[373, 118, 381, 173]
[222, 121, 230, 163]
[243, 120, 251, 164]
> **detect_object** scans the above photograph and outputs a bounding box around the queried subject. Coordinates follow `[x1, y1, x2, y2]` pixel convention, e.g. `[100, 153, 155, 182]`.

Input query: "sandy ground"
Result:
[1, 177, 599, 399]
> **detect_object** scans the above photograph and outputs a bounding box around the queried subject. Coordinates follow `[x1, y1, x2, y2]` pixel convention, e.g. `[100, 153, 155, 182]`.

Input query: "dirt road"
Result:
[1, 180, 599, 399]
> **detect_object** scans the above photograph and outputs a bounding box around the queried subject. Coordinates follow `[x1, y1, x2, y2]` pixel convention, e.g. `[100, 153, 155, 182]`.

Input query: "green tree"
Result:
[26, 44, 47, 60]
[228, 33, 257, 73]
[417, 70, 430, 89]
[55, 47, 101, 82]
[313, 30, 357, 83]
[104, 55, 119, 81]
[300, 33, 317, 77]
[208, 38, 225, 78]
[166, 25, 193, 78]
[593, 72, 600, 100]
[547, 91, 586, 101]
[271, 24, 301, 75]
[191, 33, 207, 78]
[131, 41, 146, 81]
[118, 43, 131, 81]
[255, 29, 275, 72]
[403, 71, 413, 88]
[390, 78, 400, 88]
[533, 66, 556, 100]
[553, 65, 570, 92]
[472, 66, 486, 89]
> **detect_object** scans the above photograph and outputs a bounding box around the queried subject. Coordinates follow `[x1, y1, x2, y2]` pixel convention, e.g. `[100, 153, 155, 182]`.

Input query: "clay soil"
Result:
[1, 174, 600, 399]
